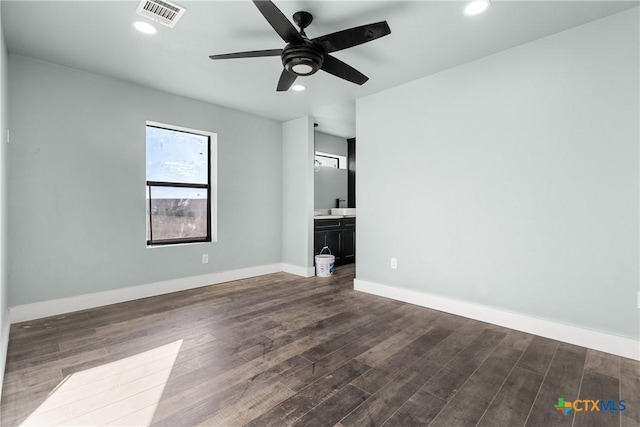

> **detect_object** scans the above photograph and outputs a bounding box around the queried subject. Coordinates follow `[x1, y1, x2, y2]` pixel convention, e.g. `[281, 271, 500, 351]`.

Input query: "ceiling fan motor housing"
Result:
[282, 42, 324, 76]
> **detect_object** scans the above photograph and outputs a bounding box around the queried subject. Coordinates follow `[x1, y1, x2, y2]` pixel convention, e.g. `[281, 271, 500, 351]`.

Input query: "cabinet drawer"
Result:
[314, 219, 342, 230]
[343, 218, 356, 228]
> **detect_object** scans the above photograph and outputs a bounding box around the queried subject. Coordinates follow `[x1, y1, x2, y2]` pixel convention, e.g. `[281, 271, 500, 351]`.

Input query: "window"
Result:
[146, 123, 215, 245]
[314, 151, 347, 170]
[315, 154, 339, 168]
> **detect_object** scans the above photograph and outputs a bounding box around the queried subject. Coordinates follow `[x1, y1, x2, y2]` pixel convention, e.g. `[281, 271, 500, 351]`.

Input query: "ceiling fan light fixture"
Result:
[291, 85, 306, 92]
[291, 64, 314, 75]
[464, 0, 491, 16]
[282, 44, 324, 76]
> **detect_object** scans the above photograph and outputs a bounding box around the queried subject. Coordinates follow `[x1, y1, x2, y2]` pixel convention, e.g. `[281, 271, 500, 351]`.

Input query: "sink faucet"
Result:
[335, 198, 346, 208]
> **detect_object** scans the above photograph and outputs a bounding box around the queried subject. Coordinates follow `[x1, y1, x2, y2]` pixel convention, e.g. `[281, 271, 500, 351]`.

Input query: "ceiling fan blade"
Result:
[277, 69, 297, 91]
[321, 55, 369, 85]
[253, 0, 303, 44]
[209, 49, 282, 60]
[312, 21, 391, 53]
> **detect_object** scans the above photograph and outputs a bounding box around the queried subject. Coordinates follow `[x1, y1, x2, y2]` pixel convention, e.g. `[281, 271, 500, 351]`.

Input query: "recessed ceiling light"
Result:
[134, 21, 158, 35]
[291, 85, 306, 92]
[464, 0, 491, 16]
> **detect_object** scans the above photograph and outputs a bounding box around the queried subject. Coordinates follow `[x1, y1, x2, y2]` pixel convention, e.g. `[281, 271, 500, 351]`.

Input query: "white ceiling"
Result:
[2, 1, 637, 137]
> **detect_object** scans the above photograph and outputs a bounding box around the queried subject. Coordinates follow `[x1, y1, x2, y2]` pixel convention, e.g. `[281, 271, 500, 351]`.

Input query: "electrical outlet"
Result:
[202, 254, 209, 264]
[6, 129, 10, 144]
[637, 291, 640, 309]
[390, 257, 398, 269]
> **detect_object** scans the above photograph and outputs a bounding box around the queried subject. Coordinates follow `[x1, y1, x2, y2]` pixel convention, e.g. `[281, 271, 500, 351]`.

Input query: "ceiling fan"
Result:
[209, 0, 391, 91]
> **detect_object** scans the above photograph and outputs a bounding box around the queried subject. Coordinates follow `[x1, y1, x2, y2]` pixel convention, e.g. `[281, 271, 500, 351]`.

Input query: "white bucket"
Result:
[315, 246, 335, 277]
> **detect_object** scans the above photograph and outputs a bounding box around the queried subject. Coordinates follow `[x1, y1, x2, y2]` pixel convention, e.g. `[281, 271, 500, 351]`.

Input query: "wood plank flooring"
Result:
[1, 265, 638, 426]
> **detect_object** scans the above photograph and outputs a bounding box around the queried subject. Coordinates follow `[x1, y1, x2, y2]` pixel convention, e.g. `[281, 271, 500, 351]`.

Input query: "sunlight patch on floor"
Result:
[20, 340, 183, 426]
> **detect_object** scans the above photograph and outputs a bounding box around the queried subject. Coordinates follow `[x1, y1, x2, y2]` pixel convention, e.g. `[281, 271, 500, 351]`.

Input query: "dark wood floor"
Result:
[1, 265, 638, 426]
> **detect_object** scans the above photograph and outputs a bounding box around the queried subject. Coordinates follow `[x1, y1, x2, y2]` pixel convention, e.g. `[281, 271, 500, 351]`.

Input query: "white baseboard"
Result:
[10, 264, 283, 324]
[282, 263, 315, 278]
[354, 279, 640, 361]
[0, 311, 10, 403]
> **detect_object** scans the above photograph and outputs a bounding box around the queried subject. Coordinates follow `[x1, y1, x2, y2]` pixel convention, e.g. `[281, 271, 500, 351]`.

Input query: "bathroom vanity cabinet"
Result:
[314, 217, 355, 266]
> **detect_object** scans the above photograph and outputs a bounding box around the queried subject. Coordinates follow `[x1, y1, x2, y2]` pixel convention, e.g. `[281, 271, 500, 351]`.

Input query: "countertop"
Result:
[314, 215, 356, 219]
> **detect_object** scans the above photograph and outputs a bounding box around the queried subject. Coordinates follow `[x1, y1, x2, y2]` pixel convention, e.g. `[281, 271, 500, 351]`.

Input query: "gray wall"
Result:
[282, 117, 314, 270]
[315, 131, 347, 157]
[0, 0, 9, 396]
[314, 132, 348, 210]
[356, 9, 639, 340]
[8, 55, 283, 306]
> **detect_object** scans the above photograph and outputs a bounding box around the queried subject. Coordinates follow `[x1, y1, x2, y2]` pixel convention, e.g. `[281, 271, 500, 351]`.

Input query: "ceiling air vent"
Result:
[136, 0, 186, 28]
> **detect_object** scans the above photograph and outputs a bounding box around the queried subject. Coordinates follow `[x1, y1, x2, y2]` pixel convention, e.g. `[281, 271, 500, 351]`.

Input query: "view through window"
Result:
[314, 151, 346, 170]
[146, 124, 212, 245]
